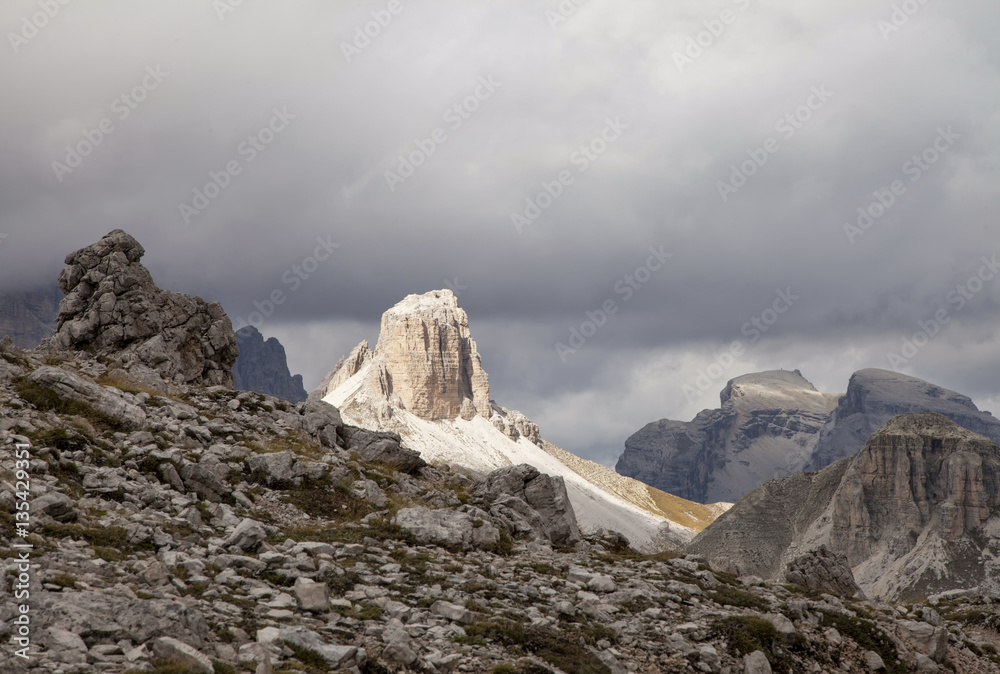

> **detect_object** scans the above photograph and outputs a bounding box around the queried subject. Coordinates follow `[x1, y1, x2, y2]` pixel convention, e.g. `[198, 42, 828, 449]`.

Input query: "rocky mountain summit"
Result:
[316, 290, 727, 551]
[233, 326, 307, 404]
[617, 370, 839, 504]
[312, 290, 490, 421]
[689, 413, 1000, 603]
[618, 368, 1000, 505]
[43, 230, 239, 388]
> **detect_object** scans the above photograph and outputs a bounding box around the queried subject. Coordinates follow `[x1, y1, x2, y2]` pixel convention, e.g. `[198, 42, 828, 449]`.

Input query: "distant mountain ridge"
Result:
[0, 284, 60, 349]
[233, 326, 307, 403]
[618, 368, 1000, 504]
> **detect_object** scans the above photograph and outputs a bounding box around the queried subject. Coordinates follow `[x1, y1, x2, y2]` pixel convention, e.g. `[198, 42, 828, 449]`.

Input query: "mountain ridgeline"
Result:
[617, 368, 1000, 504]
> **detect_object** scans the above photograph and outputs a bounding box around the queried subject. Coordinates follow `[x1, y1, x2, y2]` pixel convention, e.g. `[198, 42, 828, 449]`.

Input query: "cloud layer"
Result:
[2, 0, 998, 465]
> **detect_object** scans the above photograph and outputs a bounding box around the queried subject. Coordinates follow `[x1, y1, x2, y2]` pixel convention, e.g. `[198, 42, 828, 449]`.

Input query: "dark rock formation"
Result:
[45, 230, 238, 386]
[689, 413, 1000, 601]
[232, 326, 307, 403]
[0, 285, 60, 349]
[472, 464, 581, 546]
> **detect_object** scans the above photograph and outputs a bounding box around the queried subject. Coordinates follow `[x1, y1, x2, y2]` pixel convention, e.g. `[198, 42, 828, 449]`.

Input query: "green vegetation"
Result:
[818, 610, 904, 674]
[40, 523, 154, 562]
[13, 376, 124, 431]
[710, 616, 795, 672]
[706, 586, 771, 611]
[467, 618, 613, 674]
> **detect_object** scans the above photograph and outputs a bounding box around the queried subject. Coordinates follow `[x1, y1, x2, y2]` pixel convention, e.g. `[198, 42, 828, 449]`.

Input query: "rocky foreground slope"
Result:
[3, 343, 1000, 673]
[315, 290, 727, 551]
[618, 369, 1000, 505]
[689, 414, 1000, 604]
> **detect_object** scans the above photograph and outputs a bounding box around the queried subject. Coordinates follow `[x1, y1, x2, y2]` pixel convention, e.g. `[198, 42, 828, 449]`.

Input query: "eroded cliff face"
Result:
[689, 413, 1000, 601]
[617, 370, 838, 503]
[232, 326, 307, 403]
[312, 290, 490, 421]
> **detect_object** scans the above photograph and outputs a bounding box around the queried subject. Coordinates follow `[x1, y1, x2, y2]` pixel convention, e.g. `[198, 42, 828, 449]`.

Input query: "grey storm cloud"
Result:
[1, 0, 999, 465]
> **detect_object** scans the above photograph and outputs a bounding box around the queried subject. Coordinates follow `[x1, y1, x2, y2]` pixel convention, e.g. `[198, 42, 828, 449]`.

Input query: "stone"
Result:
[587, 575, 617, 593]
[293, 577, 330, 613]
[44, 229, 238, 386]
[44, 628, 87, 664]
[298, 400, 343, 448]
[179, 462, 228, 502]
[742, 650, 772, 674]
[392, 506, 500, 550]
[472, 463, 581, 545]
[784, 545, 864, 598]
[279, 626, 364, 668]
[430, 600, 474, 625]
[31, 491, 77, 523]
[381, 618, 418, 666]
[232, 325, 307, 402]
[245, 451, 305, 486]
[339, 425, 426, 473]
[26, 366, 147, 429]
[864, 650, 885, 670]
[225, 518, 267, 551]
[895, 620, 948, 663]
[150, 637, 214, 674]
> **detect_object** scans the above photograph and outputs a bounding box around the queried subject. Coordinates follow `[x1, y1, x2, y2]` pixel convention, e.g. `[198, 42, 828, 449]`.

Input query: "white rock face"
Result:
[316, 289, 727, 550]
[314, 290, 489, 420]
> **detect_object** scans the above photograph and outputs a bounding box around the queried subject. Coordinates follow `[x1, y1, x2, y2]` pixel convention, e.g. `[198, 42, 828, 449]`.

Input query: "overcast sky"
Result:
[2, 0, 999, 466]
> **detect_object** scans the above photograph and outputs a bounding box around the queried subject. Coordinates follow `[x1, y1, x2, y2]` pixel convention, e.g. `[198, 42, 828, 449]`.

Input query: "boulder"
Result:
[392, 506, 500, 550]
[150, 637, 214, 674]
[472, 464, 580, 545]
[279, 626, 365, 669]
[340, 425, 426, 473]
[298, 400, 342, 448]
[245, 451, 305, 487]
[225, 518, 267, 551]
[31, 492, 77, 523]
[742, 650, 772, 674]
[45, 229, 238, 386]
[179, 462, 229, 502]
[784, 546, 864, 598]
[293, 577, 330, 613]
[26, 366, 146, 429]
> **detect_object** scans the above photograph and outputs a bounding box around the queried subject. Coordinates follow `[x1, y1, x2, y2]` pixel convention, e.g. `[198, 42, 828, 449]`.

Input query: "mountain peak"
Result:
[316, 289, 490, 422]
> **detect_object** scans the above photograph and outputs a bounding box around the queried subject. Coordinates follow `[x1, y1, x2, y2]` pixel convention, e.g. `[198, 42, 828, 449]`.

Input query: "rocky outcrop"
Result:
[472, 464, 581, 545]
[314, 290, 490, 420]
[45, 230, 238, 386]
[0, 285, 60, 349]
[617, 370, 839, 504]
[232, 326, 306, 402]
[805, 368, 1000, 470]
[783, 546, 864, 598]
[689, 413, 1000, 601]
[619, 368, 1000, 505]
[309, 340, 374, 402]
[26, 365, 147, 430]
